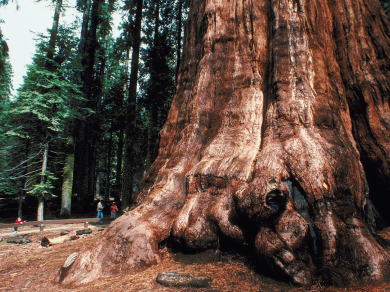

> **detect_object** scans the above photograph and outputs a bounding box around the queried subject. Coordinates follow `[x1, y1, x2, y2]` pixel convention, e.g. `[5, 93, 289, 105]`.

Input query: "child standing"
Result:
[14, 217, 25, 234]
[111, 202, 118, 218]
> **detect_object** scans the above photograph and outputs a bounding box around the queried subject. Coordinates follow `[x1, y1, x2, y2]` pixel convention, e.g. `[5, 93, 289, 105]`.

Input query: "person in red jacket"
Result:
[14, 217, 25, 234]
[110, 202, 118, 218]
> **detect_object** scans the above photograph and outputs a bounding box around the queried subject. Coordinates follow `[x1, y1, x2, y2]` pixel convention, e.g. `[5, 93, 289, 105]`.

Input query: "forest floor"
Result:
[1, 222, 390, 292]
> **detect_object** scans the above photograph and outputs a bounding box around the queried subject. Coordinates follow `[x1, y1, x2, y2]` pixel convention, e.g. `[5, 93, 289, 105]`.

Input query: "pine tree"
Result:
[8, 25, 83, 220]
[0, 27, 18, 198]
[141, 0, 176, 171]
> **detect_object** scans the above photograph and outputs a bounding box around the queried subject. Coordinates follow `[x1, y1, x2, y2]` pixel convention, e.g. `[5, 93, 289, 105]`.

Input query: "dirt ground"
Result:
[1, 224, 390, 292]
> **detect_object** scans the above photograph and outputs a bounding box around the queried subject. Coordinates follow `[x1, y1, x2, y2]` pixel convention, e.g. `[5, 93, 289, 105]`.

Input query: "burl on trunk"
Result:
[60, 0, 390, 287]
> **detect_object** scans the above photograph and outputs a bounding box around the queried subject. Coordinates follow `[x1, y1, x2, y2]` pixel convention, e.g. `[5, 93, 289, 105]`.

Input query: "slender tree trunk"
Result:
[95, 172, 104, 198]
[61, 0, 390, 287]
[18, 139, 30, 219]
[88, 53, 107, 198]
[36, 0, 62, 220]
[105, 128, 113, 199]
[73, 0, 91, 208]
[60, 135, 74, 218]
[146, 0, 160, 171]
[176, 0, 182, 81]
[46, 0, 63, 63]
[115, 128, 124, 198]
[18, 190, 23, 219]
[121, 0, 143, 207]
[73, 0, 101, 209]
[37, 141, 49, 221]
[113, 50, 130, 200]
[78, 0, 91, 55]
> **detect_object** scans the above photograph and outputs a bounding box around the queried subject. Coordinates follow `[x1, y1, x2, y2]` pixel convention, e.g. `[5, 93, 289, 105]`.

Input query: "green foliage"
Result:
[0, 27, 12, 108]
[380, 0, 390, 19]
[27, 170, 58, 197]
[0, 27, 17, 195]
[1, 24, 84, 200]
[0, 0, 9, 6]
[0, 0, 191, 209]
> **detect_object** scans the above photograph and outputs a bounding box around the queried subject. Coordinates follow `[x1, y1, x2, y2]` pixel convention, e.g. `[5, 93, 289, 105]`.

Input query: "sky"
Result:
[0, 0, 121, 94]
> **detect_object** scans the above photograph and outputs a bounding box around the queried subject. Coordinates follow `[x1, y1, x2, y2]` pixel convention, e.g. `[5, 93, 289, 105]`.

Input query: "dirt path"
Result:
[1, 225, 390, 291]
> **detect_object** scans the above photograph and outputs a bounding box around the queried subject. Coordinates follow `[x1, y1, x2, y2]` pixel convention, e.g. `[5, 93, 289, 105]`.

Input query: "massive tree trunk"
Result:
[60, 0, 390, 287]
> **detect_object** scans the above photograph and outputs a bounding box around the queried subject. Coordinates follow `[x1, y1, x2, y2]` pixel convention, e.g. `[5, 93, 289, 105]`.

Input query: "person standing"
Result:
[110, 202, 118, 218]
[14, 217, 25, 234]
[96, 198, 104, 224]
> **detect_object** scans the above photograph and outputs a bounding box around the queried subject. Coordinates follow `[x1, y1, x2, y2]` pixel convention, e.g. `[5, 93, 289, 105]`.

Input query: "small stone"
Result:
[60, 230, 70, 236]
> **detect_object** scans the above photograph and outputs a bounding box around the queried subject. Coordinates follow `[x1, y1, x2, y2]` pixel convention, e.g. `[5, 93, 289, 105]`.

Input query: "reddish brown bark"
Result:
[60, 0, 390, 287]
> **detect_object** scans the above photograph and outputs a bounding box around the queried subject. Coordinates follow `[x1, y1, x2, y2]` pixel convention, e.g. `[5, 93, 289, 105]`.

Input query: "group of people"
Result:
[95, 198, 118, 224]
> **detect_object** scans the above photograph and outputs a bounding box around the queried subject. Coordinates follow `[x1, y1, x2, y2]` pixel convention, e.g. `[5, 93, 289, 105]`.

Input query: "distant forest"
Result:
[0, 0, 189, 220]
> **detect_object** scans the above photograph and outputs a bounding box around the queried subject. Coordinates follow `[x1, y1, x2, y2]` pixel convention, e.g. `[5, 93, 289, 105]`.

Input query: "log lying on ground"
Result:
[41, 231, 84, 247]
[7, 237, 31, 244]
[75, 229, 91, 236]
[156, 272, 212, 288]
[41, 235, 71, 247]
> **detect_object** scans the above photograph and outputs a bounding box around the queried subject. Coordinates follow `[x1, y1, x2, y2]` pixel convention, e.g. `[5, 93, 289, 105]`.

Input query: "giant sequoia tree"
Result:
[61, 0, 390, 287]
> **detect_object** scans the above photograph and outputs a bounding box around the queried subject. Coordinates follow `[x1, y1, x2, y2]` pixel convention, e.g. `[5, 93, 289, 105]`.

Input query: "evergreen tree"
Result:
[0, 26, 17, 197]
[141, 0, 176, 171]
[0, 27, 12, 106]
[7, 25, 83, 220]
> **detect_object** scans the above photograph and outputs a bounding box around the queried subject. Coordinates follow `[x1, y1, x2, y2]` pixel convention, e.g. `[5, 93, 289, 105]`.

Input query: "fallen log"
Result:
[75, 229, 92, 236]
[6, 237, 31, 244]
[41, 235, 71, 247]
[156, 272, 212, 288]
[41, 235, 81, 247]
